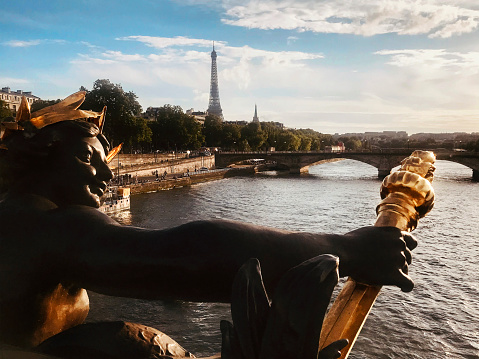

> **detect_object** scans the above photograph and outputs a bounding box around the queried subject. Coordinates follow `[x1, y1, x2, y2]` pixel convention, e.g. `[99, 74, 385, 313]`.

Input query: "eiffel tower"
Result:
[207, 43, 223, 120]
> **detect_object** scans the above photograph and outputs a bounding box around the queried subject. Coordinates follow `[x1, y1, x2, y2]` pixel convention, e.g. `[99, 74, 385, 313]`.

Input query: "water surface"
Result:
[88, 160, 479, 358]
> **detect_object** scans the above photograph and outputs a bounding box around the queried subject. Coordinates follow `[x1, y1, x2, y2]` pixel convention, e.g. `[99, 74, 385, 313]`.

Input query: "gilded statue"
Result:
[0, 93, 418, 358]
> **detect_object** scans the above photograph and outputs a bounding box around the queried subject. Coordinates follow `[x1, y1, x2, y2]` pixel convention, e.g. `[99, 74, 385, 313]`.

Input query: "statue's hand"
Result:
[318, 339, 349, 359]
[340, 226, 418, 292]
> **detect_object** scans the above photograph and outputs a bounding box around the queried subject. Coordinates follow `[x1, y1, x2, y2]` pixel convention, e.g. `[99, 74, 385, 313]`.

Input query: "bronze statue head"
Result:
[0, 92, 119, 207]
[1, 120, 113, 207]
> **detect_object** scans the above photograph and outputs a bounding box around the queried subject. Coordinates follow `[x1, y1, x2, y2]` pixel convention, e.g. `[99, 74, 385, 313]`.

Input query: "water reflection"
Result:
[108, 209, 132, 225]
[92, 159, 479, 358]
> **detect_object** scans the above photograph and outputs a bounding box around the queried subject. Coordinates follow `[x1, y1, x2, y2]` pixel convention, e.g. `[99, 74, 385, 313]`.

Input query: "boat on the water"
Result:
[99, 187, 130, 214]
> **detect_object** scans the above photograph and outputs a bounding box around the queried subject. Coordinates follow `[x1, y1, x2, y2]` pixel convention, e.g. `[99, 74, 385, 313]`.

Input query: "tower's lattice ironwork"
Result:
[207, 44, 223, 119]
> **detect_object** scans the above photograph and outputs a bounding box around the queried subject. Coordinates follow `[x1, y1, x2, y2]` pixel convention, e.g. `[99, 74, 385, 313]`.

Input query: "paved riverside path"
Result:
[114, 167, 255, 195]
[110, 155, 216, 179]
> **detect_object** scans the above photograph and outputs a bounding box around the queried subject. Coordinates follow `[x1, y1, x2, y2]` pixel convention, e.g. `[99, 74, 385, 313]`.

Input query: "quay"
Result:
[108, 153, 255, 195]
[123, 166, 254, 195]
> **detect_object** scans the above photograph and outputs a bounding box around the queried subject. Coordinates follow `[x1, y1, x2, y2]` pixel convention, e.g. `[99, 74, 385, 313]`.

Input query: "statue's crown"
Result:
[0, 91, 122, 163]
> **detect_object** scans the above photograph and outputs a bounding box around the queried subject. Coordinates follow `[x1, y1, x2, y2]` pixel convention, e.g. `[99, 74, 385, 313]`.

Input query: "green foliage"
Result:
[241, 122, 267, 150]
[221, 123, 242, 150]
[149, 104, 204, 151]
[30, 99, 61, 112]
[338, 136, 363, 151]
[0, 100, 13, 122]
[299, 137, 312, 151]
[276, 131, 300, 151]
[81, 79, 142, 149]
[203, 115, 224, 146]
[46, 78, 338, 153]
[118, 116, 153, 153]
[464, 139, 479, 152]
[200, 118, 332, 153]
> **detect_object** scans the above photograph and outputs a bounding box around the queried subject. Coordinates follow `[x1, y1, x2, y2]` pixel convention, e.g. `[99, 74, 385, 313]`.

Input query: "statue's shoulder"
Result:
[0, 193, 57, 217]
[0, 192, 118, 244]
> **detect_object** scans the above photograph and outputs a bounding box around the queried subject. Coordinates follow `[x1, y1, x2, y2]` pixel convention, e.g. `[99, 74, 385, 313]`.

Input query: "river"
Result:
[87, 159, 479, 358]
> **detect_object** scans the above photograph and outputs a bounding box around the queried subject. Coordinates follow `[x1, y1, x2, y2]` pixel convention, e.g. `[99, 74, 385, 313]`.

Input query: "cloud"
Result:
[117, 36, 225, 49]
[287, 36, 299, 45]
[0, 77, 29, 85]
[3, 40, 42, 47]
[45, 36, 479, 133]
[79, 41, 101, 49]
[376, 48, 479, 72]
[3, 39, 66, 47]
[370, 49, 479, 117]
[102, 51, 147, 62]
[218, 0, 479, 38]
[73, 38, 324, 88]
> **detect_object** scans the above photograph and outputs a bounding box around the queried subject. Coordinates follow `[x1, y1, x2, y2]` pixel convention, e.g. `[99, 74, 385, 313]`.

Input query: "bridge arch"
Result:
[216, 151, 410, 178]
[436, 153, 479, 180]
[215, 150, 479, 180]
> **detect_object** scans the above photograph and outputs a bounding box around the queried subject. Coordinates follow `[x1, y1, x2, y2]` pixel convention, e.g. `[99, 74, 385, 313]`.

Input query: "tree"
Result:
[222, 123, 242, 150]
[241, 122, 267, 150]
[277, 131, 301, 151]
[122, 117, 153, 153]
[31, 99, 61, 113]
[81, 80, 142, 147]
[338, 136, 362, 151]
[182, 115, 205, 150]
[149, 105, 204, 151]
[299, 137, 312, 151]
[0, 100, 13, 122]
[203, 115, 224, 147]
[261, 122, 283, 149]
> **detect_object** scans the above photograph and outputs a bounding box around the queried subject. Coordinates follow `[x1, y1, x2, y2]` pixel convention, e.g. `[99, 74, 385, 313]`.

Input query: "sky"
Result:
[1, 0, 479, 135]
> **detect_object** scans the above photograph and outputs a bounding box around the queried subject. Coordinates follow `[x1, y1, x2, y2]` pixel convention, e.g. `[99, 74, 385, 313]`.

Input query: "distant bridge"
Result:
[215, 150, 479, 179]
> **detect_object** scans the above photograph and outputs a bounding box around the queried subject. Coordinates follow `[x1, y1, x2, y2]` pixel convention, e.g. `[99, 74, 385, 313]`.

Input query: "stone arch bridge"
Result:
[215, 150, 479, 179]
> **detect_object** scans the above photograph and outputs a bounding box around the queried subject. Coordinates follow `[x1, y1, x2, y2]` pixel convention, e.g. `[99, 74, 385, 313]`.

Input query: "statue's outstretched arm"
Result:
[48, 206, 416, 302]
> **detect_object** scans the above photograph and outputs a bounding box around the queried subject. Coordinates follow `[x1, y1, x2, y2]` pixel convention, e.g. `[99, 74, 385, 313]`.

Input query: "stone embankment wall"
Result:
[126, 167, 255, 195]
[107, 153, 256, 195]
[110, 153, 184, 169]
[110, 155, 215, 177]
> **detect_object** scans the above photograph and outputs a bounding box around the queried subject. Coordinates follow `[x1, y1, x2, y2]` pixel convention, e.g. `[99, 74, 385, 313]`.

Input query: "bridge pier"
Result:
[378, 168, 391, 179]
[289, 166, 309, 174]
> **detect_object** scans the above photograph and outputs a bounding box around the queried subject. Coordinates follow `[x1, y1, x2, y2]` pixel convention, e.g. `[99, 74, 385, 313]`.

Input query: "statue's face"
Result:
[50, 136, 113, 207]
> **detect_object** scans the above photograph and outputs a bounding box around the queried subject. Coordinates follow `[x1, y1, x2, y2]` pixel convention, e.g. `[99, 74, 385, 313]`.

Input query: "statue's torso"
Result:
[0, 193, 89, 347]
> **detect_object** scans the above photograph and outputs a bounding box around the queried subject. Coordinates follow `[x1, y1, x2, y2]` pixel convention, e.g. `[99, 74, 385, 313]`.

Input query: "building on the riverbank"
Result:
[1, 87, 40, 112]
[186, 109, 207, 124]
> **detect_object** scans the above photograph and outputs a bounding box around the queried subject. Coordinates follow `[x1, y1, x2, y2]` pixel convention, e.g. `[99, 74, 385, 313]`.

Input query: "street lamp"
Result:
[117, 145, 121, 184]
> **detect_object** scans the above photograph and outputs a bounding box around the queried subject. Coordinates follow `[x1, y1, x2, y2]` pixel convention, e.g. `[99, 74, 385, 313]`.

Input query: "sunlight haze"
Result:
[1, 0, 479, 134]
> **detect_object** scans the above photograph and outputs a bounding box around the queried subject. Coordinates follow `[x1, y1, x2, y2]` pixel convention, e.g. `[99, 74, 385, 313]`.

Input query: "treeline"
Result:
[203, 117, 334, 152]
[1, 79, 334, 153]
[360, 136, 479, 152]
[3, 79, 477, 153]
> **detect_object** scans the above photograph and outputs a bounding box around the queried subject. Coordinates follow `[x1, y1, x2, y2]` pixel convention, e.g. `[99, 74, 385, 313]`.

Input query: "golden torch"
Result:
[318, 150, 436, 359]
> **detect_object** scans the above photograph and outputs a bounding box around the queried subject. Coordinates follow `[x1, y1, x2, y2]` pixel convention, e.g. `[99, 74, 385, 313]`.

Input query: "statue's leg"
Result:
[259, 254, 341, 359]
[36, 321, 194, 359]
[222, 255, 345, 359]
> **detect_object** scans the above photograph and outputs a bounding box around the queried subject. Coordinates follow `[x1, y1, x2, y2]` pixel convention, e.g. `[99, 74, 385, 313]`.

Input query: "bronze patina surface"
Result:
[0, 93, 419, 358]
